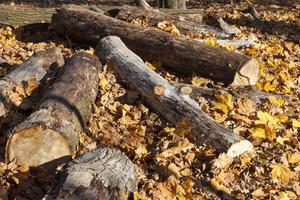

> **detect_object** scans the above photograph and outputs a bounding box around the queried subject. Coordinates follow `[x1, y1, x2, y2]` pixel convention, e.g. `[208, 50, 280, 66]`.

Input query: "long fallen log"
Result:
[6, 52, 101, 168]
[52, 5, 259, 85]
[46, 147, 138, 200]
[173, 83, 291, 104]
[97, 36, 254, 157]
[106, 5, 232, 38]
[0, 48, 64, 120]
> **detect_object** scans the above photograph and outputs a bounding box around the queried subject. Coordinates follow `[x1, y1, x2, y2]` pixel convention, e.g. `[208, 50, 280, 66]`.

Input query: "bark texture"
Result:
[6, 52, 101, 168]
[0, 48, 64, 120]
[46, 147, 138, 200]
[52, 5, 259, 85]
[97, 36, 254, 157]
[107, 5, 206, 35]
[0, 4, 202, 27]
[173, 83, 292, 104]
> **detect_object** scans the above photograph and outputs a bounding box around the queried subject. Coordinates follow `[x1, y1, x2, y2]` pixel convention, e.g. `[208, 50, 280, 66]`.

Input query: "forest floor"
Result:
[0, 1, 299, 199]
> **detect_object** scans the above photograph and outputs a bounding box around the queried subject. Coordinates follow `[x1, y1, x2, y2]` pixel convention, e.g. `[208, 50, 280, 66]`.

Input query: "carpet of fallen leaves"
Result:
[0, 1, 299, 199]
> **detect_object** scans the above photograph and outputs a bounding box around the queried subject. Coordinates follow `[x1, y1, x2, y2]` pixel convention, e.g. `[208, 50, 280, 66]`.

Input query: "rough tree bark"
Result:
[97, 36, 254, 158]
[52, 5, 259, 85]
[0, 48, 64, 120]
[6, 52, 101, 168]
[46, 147, 138, 200]
[173, 83, 292, 104]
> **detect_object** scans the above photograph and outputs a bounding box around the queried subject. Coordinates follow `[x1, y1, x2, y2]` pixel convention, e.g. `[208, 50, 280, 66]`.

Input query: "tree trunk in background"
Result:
[164, 0, 186, 9]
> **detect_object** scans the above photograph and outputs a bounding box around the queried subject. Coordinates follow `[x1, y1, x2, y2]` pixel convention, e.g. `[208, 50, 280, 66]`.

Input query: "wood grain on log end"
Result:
[6, 125, 71, 167]
[233, 58, 259, 85]
[47, 147, 138, 200]
[6, 52, 101, 169]
[227, 140, 254, 158]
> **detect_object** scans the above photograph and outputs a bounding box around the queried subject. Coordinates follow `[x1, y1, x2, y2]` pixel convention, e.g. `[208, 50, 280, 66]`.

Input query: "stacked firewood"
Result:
[0, 2, 268, 199]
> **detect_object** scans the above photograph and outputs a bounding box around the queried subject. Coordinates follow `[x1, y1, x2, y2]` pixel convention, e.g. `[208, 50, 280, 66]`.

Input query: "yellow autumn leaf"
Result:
[85, 47, 94, 55]
[211, 101, 229, 113]
[178, 196, 186, 200]
[287, 152, 300, 164]
[292, 119, 300, 128]
[99, 79, 108, 90]
[263, 82, 276, 92]
[276, 136, 289, 145]
[134, 143, 148, 158]
[255, 111, 278, 125]
[275, 191, 297, 200]
[267, 58, 277, 68]
[211, 92, 233, 113]
[145, 61, 161, 71]
[268, 96, 285, 107]
[270, 163, 293, 183]
[250, 127, 266, 139]
[204, 38, 218, 46]
[191, 76, 210, 86]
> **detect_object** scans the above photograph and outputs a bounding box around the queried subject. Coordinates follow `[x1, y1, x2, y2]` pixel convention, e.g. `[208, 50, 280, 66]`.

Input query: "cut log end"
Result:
[233, 58, 259, 86]
[227, 139, 254, 158]
[6, 125, 71, 167]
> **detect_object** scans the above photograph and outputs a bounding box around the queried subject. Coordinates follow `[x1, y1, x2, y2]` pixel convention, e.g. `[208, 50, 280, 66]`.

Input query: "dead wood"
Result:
[46, 147, 138, 200]
[0, 48, 64, 120]
[6, 52, 101, 168]
[173, 83, 291, 104]
[52, 5, 259, 85]
[97, 36, 254, 158]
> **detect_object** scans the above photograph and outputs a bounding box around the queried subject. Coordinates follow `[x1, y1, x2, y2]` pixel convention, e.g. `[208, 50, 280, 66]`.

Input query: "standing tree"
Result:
[155, 0, 186, 9]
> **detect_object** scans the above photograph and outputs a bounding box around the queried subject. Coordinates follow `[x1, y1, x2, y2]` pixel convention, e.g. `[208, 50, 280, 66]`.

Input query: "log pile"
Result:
[0, 3, 272, 198]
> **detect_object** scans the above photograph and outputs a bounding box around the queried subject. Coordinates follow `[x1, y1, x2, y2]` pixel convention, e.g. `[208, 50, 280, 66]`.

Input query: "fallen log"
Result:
[97, 36, 254, 157]
[6, 52, 101, 168]
[173, 83, 292, 104]
[46, 147, 138, 200]
[106, 5, 236, 38]
[0, 48, 64, 120]
[52, 5, 259, 85]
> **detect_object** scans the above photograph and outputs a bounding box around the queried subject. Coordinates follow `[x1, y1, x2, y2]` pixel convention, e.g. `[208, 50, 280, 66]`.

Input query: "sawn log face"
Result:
[6, 52, 101, 168]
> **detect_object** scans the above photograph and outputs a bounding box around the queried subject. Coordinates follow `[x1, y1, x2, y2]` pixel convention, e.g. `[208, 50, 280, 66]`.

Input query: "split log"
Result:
[6, 52, 101, 168]
[173, 83, 292, 104]
[46, 147, 138, 200]
[97, 36, 254, 157]
[0, 48, 64, 119]
[52, 5, 259, 85]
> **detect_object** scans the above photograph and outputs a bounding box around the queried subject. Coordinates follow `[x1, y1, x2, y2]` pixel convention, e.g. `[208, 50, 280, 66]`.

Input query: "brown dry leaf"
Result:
[156, 138, 194, 161]
[157, 21, 180, 36]
[274, 191, 298, 200]
[252, 187, 265, 198]
[210, 171, 232, 194]
[24, 77, 37, 95]
[154, 85, 165, 96]
[236, 98, 256, 116]
[168, 163, 181, 178]
[174, 117, 191, 136]
[270, 163, 293, 183]
[212, 153, 233, 169]
[135, 143, 148, 159]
